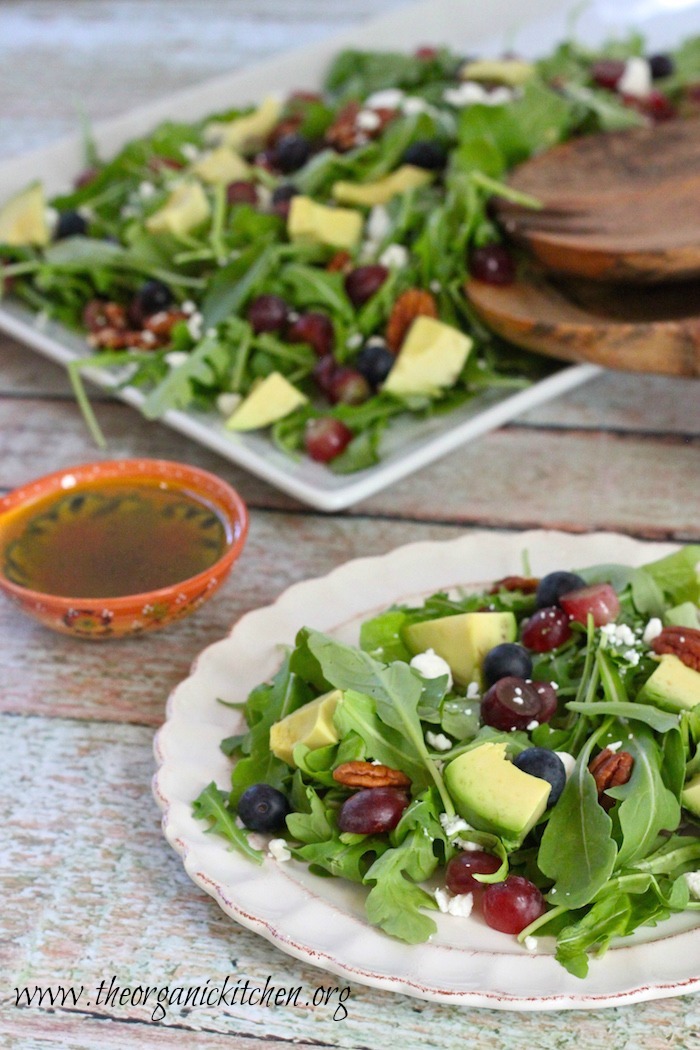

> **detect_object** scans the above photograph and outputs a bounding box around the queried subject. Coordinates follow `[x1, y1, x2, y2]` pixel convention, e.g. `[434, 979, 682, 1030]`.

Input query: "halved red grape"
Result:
[227, 180, 259, 205]
[246, 294, 289, 334]
[590, 58, 625, 89]
[337, 787, 409, 834]
[531, 681, 558, 723]
[286, 311, 334, 356]
[445, 851, 501, 894]
[469, 245, 516, 285]
[328, 367, 371, 405]
[521, 607, 572, 652]
[304, 417, 353, 462]
[481, 677, 542, 731]
[481, 875, 546, 934]
[559, 583, 620, 627]
[344, 265, 389, 307]
[312, 355, 338, 397]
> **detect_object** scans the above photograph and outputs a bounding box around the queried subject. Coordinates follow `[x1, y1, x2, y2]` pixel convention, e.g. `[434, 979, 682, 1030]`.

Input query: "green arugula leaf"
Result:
[140, 334, 231, 418]
[610, 725, 681, 868]
[192, 782, 263, 864]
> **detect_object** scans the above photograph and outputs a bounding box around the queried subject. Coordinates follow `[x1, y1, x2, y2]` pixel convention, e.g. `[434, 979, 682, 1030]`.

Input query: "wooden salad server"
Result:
[465, 267, 700, 377]
[493, 117, 700, 283]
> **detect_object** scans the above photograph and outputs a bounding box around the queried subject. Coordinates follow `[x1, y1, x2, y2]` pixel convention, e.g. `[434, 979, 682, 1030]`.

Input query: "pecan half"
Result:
[488, 575, 540, 595]
[143, 309, 188, 339]
[325, 101, 362, 152]
[589, 748, 634, 809]
[326, 250, 353, 274]
[332, 760, 411, 789]
[385, 288, 438, 353]
[652, 625, 700, 672]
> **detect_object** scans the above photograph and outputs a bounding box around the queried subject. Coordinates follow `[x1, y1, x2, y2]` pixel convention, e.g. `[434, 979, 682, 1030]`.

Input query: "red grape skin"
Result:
[521, 606, 572, 652]
[480, 676, 542, 731]
[304, 417, 353, 462]
[445, 851, 501, 894]
[558, 583, 620, 627]
[337, 787, 409, 834]
[481, 875, 546, 934]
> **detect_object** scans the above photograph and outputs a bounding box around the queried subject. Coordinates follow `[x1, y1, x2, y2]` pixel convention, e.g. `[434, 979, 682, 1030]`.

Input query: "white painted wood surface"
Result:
[1, 3, 700, 1047]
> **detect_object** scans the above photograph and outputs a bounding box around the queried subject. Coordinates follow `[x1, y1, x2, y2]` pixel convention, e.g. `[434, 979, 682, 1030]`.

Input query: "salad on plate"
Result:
[2, 32, 700, 472]
[194, 544, 700, 978]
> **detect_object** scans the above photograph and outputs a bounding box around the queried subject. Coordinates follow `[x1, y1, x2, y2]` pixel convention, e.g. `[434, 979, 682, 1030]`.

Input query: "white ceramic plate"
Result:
[153, 530, 700, 1010]
[8, 0, 697, 509]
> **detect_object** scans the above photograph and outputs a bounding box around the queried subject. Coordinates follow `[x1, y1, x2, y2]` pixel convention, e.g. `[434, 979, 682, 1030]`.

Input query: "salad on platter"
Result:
[194, 544, 700, 978]
[2, 34, 700, 472]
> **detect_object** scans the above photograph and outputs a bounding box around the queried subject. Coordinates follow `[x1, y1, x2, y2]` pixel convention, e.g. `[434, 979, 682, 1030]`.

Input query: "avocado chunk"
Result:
[403, 610, 516, 686]
[444, 741, 550, 843]
[382, 316, 473, 397]
[225, 371, 307, 431]
[204, 96, 282, 151]
[145, 180, 210, 236]
[682, 772, 700, 817]
[459, 58, 535, 86]
[269, 689, 342, 767]
[0, 182, 49, 247]
[639, 654, 700, 712]
[287, 195, 363, 250]
[332, 165, 433, 207]
[192, 146, 251, 184]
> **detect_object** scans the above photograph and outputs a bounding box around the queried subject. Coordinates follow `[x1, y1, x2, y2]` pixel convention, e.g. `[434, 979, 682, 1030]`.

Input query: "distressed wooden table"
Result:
[2, 3, 700, 1048]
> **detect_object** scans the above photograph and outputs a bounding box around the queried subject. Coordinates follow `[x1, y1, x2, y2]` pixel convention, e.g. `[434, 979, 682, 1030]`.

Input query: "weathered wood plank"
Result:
[1, 392, 698, 539]
[3, 716, 699, 1050]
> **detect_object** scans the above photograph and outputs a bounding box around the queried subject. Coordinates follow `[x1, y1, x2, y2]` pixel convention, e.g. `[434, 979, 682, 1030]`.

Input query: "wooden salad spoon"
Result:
[465, 267, 700, 376]
[493, 117, 700, 283]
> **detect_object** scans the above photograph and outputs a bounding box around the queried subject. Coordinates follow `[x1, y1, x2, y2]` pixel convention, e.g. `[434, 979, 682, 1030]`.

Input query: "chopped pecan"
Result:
[589, 748, 634, 809]
[87, 326, 137, 350]
[652, 625, 700, 672]
[327, 250, 353, 274]
[82, 299, 127, 333]
[325, 101, 362, 152]
[332, 760, 411, 789]
[488, 575, 540, 595]
[385, 288, 438, 352]
[143, 309, 188, 339]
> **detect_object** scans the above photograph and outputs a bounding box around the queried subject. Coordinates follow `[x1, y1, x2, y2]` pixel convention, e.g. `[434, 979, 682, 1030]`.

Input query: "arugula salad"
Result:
[2, 35, 700, 471]
[194, 545, 700, 978]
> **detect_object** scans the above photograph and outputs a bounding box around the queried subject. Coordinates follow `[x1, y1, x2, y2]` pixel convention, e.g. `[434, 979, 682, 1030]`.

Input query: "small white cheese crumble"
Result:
[606, 740, 623, 753]
[165, 351, 189, 369]
[357, 108, 381, 131]
[216, 392, 242, 417]
[181, 299, 196, 315]
[555, 751, 576, 780]
[345, 332, 363, 350]
[365, 88, 405, 109]
[434, 887, 474, 917]
[401, 96, 433, 116]
[643, 617, 664, 644]
[379, 243, 409, 269]
[425, 731, 453, 752]
[618, 56, 652, 99]
[440, 812, 473, 837]
[44, 206, 59, 233]
[429, 279, 442, 294]
[138, 180, 156, 199]
[624, 649, 640, 666]
[466, 681, 481, 700]
[443, 82, 514, 107]
[684, 872, 700, 899]
[181, 143, 201, 161]
[268, 838, 292, 863]
[186, 311, 203, 340]
[523, 935, 538, 951]
[410, 649, 453, 690]
[367, 204, 391, 242]
[526, 720, 540, 731]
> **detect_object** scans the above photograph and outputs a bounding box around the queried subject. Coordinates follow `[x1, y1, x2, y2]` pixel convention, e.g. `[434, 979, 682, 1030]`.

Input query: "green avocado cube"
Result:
[402, 610, 516, 686]
[639, 654, 700, 713]
[268, 689, 342, 767]
[682, 773, 700, 818]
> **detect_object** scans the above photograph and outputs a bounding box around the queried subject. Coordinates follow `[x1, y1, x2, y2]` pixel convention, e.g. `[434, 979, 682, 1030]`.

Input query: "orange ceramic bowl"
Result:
[0, 459, 249, 638]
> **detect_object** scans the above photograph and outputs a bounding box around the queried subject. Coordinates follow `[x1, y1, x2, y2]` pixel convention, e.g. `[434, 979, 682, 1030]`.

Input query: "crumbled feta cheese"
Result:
[607, 740, 623, 753]
[186, 311, 203, 340]
[466, 681, 481, 700]
[345, 332, 363, 350]
[401, 96, 433, 116]
[165, 351, 189, 369]
[181, 299, 197, 315]
[367, 204, 391, 242]
[365, 88, 405, 109]
[379, 243, 409, 269]
[684, 871, 700, 899]
[429, 280, 442, 294]
[425, 731, 453, 752]
[434, 887, 474, 917]
[624, 649, 640, 666]
[643, 617, 663, 644]
[44, 206, 58, 233]
[268, 838, 292, 863]
[410, 649, 453, 690]
[205, 327, 218, 339]
[618, 56, 652, 99]
[440, 812, 473, 837]
[526, 720, 540, 731]
[357, 108, 382, 131]
[138, 180, 157, 199]
[443, 82, 514, 107]
[523, 936, 538, 951]
[216, 392, 242, 417]
[555, 751, 576, 780]
[181, 143, 201, 162]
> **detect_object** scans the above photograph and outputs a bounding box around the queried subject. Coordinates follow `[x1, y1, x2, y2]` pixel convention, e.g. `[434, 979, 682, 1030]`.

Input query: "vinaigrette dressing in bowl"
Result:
[0, 459, 248, 637]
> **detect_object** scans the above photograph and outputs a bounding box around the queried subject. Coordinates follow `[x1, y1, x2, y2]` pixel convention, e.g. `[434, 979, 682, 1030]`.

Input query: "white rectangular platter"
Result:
[1, 0, 695, 510]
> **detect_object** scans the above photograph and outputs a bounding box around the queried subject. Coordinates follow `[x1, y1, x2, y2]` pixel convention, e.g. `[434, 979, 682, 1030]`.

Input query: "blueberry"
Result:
[649, 53, 674, 79]
[355, 339, 395, 388]
[536, 571, 585, 609]
[271, 183, 299, 204]
[274, 134, 312, 174]
[483, 642, 533, 687]
[55, 210, 88, 239]
[402, 139, 448, 171]
[513, 748, 566, 808]
[129, 279, 174, 324]
[237, 784, 291, 833]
